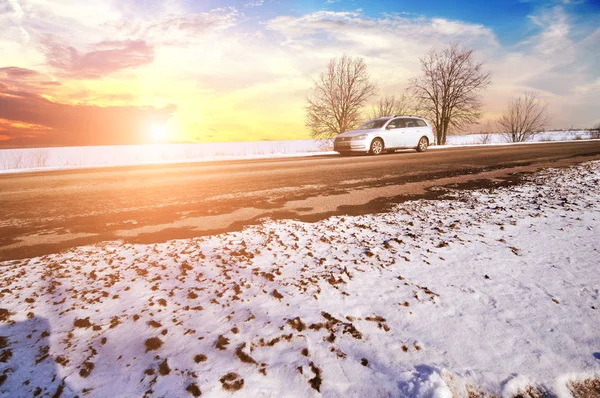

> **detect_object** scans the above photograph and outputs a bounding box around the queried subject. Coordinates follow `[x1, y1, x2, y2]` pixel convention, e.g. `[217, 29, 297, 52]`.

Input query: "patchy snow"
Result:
[0, 131, 597, 174]
[1, 161, 599, 397]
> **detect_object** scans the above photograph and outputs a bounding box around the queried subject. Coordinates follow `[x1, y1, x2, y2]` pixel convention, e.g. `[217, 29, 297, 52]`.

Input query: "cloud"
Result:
[245, 1, 264, 7]
[0, 67, 38, 78]
[4, 0, 30, 43]
[265, 11, 499, 63]
[42, 39, 155, 79]
[0, 66, 60, 94]
[527, 6, 572, 55]
[265, 11, 496, 43]
[0, 72, 175, 147]
[113, 7, 239, 45]
[264, 10, 499, 85]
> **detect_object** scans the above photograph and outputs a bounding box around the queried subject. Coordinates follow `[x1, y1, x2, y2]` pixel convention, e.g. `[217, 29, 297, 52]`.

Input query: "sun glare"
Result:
[150, 124, 169, 143]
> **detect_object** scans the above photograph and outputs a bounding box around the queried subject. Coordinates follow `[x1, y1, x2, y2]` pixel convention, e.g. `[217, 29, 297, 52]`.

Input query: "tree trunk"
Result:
[440, 119, 450, 145]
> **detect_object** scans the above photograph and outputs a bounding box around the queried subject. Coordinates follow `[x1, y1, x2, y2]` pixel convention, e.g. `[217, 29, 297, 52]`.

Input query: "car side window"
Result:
[388, 118, 406, 129]
[416, 119, 427, 127]
[405, 119, 418, 128]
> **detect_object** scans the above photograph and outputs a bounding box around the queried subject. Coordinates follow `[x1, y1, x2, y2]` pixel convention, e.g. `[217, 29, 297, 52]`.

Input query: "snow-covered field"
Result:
[444, 130, 598, 146]
[0, 140, 328, 173]
[1, 161, 599, 397]
[0, 131, 597, 173]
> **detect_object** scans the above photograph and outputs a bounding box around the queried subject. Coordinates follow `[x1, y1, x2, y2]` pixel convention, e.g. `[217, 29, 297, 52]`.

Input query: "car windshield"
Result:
[358, 119, 388, 130]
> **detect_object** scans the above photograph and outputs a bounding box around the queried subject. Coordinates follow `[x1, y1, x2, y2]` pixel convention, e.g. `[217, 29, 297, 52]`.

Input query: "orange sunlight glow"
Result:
[150, 124, 169, 143]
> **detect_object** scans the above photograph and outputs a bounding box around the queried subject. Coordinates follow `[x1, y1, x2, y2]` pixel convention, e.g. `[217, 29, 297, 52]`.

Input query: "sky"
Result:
[0, 0, 599, 148]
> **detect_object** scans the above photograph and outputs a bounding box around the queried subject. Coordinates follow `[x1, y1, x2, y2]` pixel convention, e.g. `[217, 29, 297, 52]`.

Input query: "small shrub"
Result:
[31, 149, 49, 168]
[589, 123, 600, 139]
[318, 139, 334, 152]
[0, 152, 24, 170]
[477, 133, 493, 145]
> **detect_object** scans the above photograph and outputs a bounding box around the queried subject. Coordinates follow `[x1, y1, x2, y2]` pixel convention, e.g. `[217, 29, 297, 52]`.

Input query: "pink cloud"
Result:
[42, 39, 155, 78]
[0, 67, 39, 78]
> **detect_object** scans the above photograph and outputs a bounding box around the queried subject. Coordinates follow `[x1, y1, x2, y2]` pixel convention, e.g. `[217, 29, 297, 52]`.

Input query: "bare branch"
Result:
[408, 43, 491, 145]
[368, 94, 421, 119]
[591, 122, 600, 139]
[306, 55, 378, 140]
[497, 91, 550, 143]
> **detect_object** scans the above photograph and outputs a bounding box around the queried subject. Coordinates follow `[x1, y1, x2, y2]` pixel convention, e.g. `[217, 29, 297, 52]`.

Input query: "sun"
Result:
[150, 124, 169, 143]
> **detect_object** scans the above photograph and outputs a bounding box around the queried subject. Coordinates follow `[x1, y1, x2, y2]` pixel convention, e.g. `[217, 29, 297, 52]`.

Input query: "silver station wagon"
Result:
[333, 116, 434, 155]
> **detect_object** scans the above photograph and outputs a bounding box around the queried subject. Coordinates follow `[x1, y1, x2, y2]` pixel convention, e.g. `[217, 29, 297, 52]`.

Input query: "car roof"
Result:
[391, 115, 425, 119]
[364, 116, 428, 124]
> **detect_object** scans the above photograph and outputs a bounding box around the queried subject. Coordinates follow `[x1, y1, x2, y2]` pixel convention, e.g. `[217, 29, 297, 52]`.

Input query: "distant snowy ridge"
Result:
[1, 161, 599, 397]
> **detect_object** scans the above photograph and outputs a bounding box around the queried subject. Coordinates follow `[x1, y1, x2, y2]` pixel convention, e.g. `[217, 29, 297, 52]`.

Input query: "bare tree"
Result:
[497, 91, 550, 143]
[408, 44, 491, 145]
[476, 119, 497, 144]
[31, 148, 50, 168]
[368, 94, 421, 119]
[477, 133, 493, 145]
[306, 55, 378, 139]
[0, 151, 24, 170]
[590, 122, 600, 139]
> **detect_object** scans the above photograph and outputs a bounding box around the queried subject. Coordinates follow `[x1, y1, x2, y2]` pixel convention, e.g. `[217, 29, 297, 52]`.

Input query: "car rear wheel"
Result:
[416, 136, 429, 152]
[369, 138, 384, 155]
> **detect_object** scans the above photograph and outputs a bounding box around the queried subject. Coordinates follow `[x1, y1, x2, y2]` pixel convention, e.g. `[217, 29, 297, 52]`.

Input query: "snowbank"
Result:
[1, 161, 599, 397]
[0, 131, 597, 174]
[445, 130, 597, 146]
[0, 140, 332, 174]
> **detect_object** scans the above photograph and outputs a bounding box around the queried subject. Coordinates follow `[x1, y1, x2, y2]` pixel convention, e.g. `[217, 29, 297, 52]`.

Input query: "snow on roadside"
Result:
[0, 140, 332, 174]
[0, 131, 597, 174]
[1, 162, 600, 397]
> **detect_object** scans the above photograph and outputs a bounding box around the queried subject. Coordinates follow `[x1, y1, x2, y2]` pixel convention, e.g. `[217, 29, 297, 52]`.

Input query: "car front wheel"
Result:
[369, 138, 384, 155]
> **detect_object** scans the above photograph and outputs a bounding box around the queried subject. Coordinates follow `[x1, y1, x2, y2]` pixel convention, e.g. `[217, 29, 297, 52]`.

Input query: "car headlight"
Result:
[352, 134, 367, 140]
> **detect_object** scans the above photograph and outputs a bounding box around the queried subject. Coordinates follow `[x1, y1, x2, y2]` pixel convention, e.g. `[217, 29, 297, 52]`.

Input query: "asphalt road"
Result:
[2, 141, 600, 261]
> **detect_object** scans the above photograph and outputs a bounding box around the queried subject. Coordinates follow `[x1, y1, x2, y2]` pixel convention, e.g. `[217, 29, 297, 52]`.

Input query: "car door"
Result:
[404, 119, 421, 147]
[384, 118, 406, 148]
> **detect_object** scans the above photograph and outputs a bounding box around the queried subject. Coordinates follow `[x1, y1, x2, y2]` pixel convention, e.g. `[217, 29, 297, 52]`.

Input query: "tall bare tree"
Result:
[368, 94, 421, 119]
[409, 44, 491, 145]
[306, 55, 377, 139]
[497, 91, 550, 143]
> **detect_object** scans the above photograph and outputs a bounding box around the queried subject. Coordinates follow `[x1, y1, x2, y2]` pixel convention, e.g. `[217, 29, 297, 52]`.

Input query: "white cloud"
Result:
[245, 0, 264, 7]
[264, 10, 499, 89]
[486, 6, 600, 127]
[527, 6, 572, 55]
[114, 7, 239, 45]
[5, 0, 29, 43]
